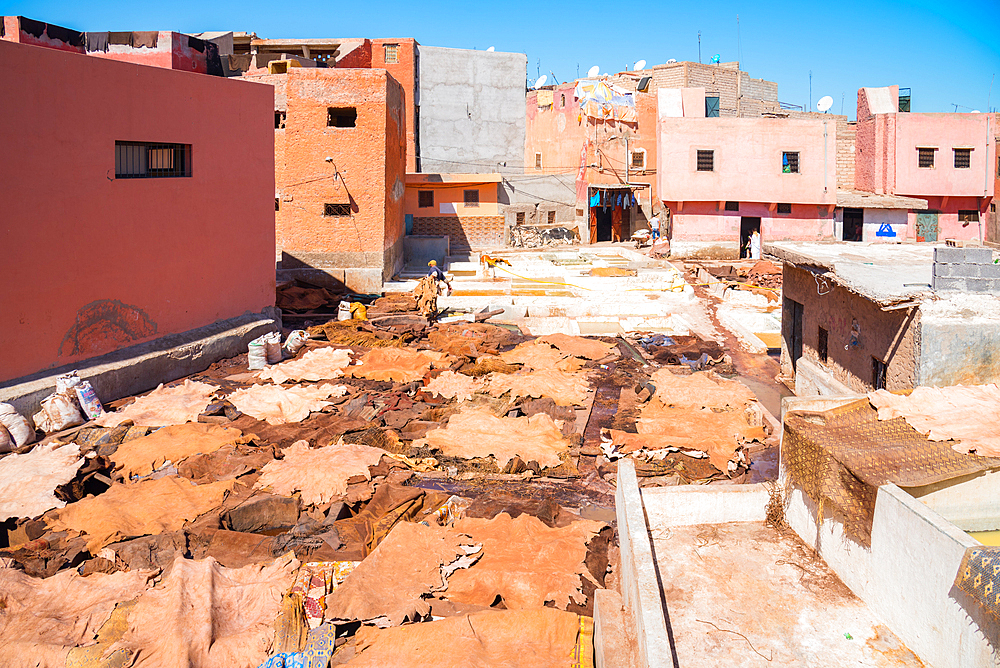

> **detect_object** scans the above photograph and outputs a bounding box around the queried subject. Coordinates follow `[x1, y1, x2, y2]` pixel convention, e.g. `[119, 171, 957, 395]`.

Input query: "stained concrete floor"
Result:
[651, 522, 926, 667]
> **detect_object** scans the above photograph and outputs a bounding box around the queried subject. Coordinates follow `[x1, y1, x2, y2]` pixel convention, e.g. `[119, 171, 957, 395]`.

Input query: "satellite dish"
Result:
[972, 110, 981, 114]
[486, 46, 495, 52]
[710, 54, 721, 64]
[588, 65, 600, 77]
[817, 95, 834, 113]
[533, 75, 547, 89]
[633, 59, 646, 71]
[667, 58, 677, 64]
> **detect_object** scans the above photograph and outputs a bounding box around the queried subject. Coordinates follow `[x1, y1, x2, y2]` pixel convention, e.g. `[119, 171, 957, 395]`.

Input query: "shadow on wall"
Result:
[58, 300, 158, 358]
[277, 252, 350, 293]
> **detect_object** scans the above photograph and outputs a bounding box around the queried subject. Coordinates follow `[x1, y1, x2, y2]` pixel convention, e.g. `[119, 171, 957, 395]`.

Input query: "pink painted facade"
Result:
[855, 86, 995, 241]
[0, 39, 275, 383]
[658, 116, 837, 243]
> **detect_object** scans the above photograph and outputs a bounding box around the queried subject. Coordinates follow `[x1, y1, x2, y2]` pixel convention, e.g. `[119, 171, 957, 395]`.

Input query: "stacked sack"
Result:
[32, 371, 104, 435]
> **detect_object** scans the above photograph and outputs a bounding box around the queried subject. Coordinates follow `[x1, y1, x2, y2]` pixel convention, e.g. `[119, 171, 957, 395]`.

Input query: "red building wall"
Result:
[0, 39, 275, 383]
[372, 39, 418, 172]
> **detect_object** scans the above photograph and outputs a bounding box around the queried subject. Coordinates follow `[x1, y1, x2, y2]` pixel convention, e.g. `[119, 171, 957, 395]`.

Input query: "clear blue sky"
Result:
[4, 0, 998, 118]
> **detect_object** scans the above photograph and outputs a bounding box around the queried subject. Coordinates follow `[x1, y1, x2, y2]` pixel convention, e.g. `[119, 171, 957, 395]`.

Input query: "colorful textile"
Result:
[302, 624, 337, 668]
[290, 561, 360, 628]
[955, 546, 1000, 619]
[256, 653, 305, 668]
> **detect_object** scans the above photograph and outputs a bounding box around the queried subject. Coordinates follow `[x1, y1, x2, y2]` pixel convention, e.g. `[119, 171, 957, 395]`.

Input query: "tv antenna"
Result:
[817, 95, 833, 113]
[698, 31, 702, 63]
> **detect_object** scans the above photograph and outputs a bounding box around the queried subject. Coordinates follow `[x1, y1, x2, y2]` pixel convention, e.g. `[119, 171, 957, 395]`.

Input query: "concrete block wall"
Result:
[932, 246, 1000, 293]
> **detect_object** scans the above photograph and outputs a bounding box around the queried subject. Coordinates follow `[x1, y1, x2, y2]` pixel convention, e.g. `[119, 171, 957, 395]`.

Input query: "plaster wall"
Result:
[783, 482, 998, 668]
[658, 117, 837, 205]
[668, 201, 835, 242]
[641, 484, 769, 526]
[918, 317, 1000, 386]
[502, 173, 579, 228]
[907, 195, 988, 241]
[1, 16, 85, 53]
[833, 207, 908, 242]
[253, 68, 406, 292]
[893, 113, 995, 198]
[89, 32, 217, 75]
[0, 39, 275, 383]
[906, 471, 1000, 532]
[417, 46, 526, 175]
[780, 265, 919, 392]
[371, 39, 418, 172]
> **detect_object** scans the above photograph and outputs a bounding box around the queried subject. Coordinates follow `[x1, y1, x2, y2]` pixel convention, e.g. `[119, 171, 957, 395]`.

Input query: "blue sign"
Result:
[876, 223, 896, 237]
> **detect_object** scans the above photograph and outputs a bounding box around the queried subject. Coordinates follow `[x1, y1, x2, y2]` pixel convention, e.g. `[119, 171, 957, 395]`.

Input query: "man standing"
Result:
[648, 212, 660, 241]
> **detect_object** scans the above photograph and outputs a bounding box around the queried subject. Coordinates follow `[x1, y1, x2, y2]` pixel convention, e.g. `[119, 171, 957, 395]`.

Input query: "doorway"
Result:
[740, 217, 761, 259]
[787, 299, 804, 372]
[916, 211, 939, 242]
[593, 205, 614, 242]
[843, 208, 863, 241]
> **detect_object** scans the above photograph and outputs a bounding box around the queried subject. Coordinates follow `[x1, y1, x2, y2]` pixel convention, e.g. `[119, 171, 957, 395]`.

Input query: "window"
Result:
[561, 94, 566, 107]
[115, 142, 191, 179]
[724, 201, 739, 212]
[918, 147, 936, 168]
[516, 212, 526, 224]
[782, 151, 799, 174]
[954, 148, 972, 169]
[705, 95, 720, 118]
[872, 357, 887, 390]
[959, 210, 979, 225]
[777, 203, 792, 214]
[275, 198, 280, 212]
[547, 211, 556, 224]
[383, 44, 399, 64]
[898, 88, 911, 113]
[535, 152, 542, 170]
[275, 110, 286, 129]
[631, 150, 645, 170]
[696, 150, 714, 172]
[418, 190, 434, 208]
[324, 203, 350, 216]
[817, 327, 828, 363]
[327, 107, 357, 128]
[464, 189, 480, 208]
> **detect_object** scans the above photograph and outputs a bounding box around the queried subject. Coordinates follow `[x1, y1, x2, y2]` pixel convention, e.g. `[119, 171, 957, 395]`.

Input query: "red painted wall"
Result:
[372, 39, 417, 172]
[0, 40, 275, 383]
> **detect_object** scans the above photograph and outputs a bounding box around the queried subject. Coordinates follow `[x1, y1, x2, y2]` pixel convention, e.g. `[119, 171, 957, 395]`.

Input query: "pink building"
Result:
[855, 86, 995, 242]
[657, 92, 838, 253]
[0, 38, 275, 384]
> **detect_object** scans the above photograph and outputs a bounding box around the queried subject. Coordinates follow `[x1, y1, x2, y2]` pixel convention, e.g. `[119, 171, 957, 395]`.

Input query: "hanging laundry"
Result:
[589, 192, 600, 207]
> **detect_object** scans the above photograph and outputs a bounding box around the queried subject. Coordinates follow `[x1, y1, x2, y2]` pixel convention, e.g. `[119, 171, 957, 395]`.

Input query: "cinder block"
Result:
[932, 263, 964, 278]
[965, 248, 995, 264]
[933, 276, 967, 292]
[933, 247, 966, 264]
[964, 263, 1000, 279]
[966, 278, 1000, 294]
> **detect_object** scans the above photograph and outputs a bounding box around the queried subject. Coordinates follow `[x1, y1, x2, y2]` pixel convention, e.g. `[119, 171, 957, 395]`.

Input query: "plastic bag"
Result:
[283, 330, 309, 356]
[75, 381, 105, 420]
[264, 332, 282, 364]
[0, 403, 35, 447]
[33, 392, 85, 434]
[248, 335, 268, 370]
[56, 371, 82, 395]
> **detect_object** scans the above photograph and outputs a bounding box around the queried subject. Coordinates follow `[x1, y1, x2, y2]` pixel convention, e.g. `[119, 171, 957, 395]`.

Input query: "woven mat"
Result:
[783, 398, 999, 546]
[955, 546, 1000, 621]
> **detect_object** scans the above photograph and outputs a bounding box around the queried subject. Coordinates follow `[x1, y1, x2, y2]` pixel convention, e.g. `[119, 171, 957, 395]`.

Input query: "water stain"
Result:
[59, 299, 157, 357]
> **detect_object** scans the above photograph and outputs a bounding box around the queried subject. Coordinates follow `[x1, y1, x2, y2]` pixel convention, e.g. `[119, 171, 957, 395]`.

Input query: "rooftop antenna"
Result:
[549, 71, 560, 84]
[809, 70, 812, 112]
[698, 31, 702, 63]
[817, 95, 833, 113]
[533, 75, 547, 89]
[633, 59, 647, 71]
[486, 46, 494, 52]
[537, 59, 540, 79]
[737, 14, 742, 68]
[841, 92, 845, 115]
[588, 65, 600, 78]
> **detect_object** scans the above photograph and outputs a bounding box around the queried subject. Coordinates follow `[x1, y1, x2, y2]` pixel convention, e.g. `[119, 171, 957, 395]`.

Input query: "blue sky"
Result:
[4, 0, 998, 118]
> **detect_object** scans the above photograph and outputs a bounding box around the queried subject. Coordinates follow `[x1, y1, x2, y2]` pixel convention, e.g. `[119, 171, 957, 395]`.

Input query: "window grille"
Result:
[918, 148, 935, 168]
[724, 201, 739, 212]
[383, 44, 399, 64]
[954, 148, 972, 169]
[115, 142, 191, 179]
[696, 150, 714, 171]
[516, 212, 526, 224]
[777, 203, 792, 214]
[782, 152, 799, 173]
[464, 189, 480, 207]
[631, 151, 645, 169]
[535, 153, 542, 170]
[324, 203, 350, 216]
[418, 191, 434, 208]
[958, 210, 979, 224]
[547, 211, 556, 224]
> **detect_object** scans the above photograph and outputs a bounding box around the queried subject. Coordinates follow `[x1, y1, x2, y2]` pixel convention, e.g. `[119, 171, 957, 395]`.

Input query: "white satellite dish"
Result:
[633, 59, 646, 71]
[588, 65, 600, 77]
[817, 95, 834, 113]
[972, 110, 981, 114]
[533, 75, 548, 89]
[486, 46, 495, 52]
[667, 58, 677, 64]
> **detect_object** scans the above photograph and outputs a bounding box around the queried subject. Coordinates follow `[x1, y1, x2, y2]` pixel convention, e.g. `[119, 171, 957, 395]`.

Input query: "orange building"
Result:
[246, 67, 407, 293]
[526, 79, 658, 243]
[0, 38, 275, 384]
[404, 174, 505, 252]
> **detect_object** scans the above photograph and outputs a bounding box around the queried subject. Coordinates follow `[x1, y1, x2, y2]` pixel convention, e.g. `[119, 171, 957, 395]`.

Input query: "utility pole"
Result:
[698, 31, 702, 64]
[809, 70, 812, 112]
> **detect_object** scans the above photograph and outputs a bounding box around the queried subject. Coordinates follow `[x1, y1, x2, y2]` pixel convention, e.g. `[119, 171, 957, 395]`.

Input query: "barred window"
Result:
[115, 142, 191, 179]
[696, 150, 714, 172]
[324, 203, 350, 216]
[954, 148, 972, 169]
[547, 211, 556, 224]
[959, 210, 979, 224]
[918, 147, 936, 168]
[724, 201, 739, 212]
[777, 203, 792, 214]
[516, 212, 526, 224]
[418, 190, 434, 208]
[782, 151, 799, 173]
[631, 150, 645, 169]
[383, 44, 399, 64]
[464, 189, 480, 207]
[535, 152, 543, 170]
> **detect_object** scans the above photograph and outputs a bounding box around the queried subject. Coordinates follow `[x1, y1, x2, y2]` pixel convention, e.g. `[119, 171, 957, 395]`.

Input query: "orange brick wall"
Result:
[250, 67, 406, 291]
